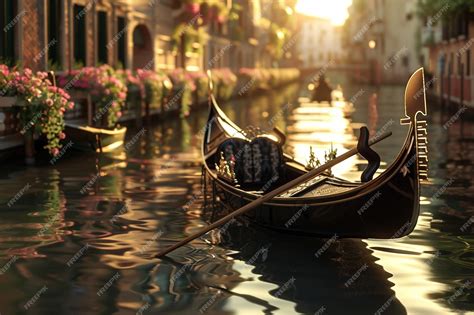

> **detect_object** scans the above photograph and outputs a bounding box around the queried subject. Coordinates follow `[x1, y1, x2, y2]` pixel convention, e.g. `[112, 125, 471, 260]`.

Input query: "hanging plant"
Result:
[57, 65, 127, 128]
[167, 68, 197, 117]
[212, 2, 228, 22]
[188, 71, 208, 104]
[200, 2, 211, 24]
[0, 65, 74, 156]
[137, 69, 172, 109]
[185, 2, 201, 15]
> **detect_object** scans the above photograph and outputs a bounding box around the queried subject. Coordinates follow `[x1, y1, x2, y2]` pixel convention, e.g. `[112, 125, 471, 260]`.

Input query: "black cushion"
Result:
[217, 136, 284, 190]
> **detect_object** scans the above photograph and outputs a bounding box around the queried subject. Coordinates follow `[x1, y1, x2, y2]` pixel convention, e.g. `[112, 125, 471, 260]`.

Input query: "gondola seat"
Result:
[216, 136, 285, 191]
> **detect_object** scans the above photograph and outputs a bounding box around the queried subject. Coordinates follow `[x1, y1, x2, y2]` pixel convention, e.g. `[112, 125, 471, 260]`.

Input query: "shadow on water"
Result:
[206, 218, 407, 315]
[0, 75, 473, 314]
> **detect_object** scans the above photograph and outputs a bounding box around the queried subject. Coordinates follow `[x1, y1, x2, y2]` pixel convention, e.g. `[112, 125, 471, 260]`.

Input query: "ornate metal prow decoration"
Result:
[401, 68, 429, 181]
[215, 152, 238, 184]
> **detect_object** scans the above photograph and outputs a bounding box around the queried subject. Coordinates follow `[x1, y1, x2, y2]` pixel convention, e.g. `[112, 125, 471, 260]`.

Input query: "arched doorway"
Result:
[132, 24, 153, 69]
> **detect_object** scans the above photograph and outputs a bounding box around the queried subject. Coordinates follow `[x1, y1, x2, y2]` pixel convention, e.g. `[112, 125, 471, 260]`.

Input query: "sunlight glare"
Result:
[295, 0, 352, 26]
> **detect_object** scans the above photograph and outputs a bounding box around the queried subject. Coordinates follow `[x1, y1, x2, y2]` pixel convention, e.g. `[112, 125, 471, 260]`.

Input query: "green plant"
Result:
[0, 65, 74, 156]
[57, 66, 127, 127]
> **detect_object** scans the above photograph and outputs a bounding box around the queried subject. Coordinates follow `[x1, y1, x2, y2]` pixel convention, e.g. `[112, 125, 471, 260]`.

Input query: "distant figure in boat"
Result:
[311, 74, 333, 103]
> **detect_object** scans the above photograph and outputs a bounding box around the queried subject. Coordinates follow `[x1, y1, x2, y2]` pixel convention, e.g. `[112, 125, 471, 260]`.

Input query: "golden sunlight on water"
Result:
[0, 79, 472, 314]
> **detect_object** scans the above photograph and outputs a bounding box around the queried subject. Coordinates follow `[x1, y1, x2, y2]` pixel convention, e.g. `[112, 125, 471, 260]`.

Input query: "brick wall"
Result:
[22, 0, 45, 71]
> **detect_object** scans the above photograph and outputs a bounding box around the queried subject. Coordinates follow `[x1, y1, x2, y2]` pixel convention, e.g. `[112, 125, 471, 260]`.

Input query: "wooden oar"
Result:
[156, 130, 392, 258]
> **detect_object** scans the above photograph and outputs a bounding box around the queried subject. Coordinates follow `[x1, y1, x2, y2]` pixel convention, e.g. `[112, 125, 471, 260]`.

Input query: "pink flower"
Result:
[51, 148, 59, 156]
[105, 89, 111, 95]
[46, 99, 54, 106]
[24, 68, 32, 77]
[0, 65, 9, 76]
[118, 92, 126, 99]
[59, 132, 66, 140]
[68, 102, 74, 109]
[116, 111, 122, 118]
[37, 72, 48, 80]
[111, 101, 118, 108]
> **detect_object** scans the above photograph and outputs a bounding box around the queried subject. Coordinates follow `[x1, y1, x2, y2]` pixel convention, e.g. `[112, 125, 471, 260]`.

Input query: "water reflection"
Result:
[218, 224, 407, 314]
[0, 76, 472, 314]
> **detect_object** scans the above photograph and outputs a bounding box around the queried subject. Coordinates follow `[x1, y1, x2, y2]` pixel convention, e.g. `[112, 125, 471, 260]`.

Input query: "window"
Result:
[0, 0, 17, 65]
[73, 5, 87, 66]
[97, 11, 108, 64]
[48, 0, 61, 68]
[117, 16, 127, 67]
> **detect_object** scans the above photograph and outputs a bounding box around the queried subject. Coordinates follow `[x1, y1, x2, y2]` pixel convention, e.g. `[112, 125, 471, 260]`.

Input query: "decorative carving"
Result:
[416, 120, 429, 181]
[215, 152, 238, 184]
[400, 67, 429, 182]
[305, 146, 321, 170]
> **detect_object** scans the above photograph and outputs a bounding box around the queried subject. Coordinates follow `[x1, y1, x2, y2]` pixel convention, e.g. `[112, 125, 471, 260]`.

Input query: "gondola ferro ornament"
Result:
[215, 151, 238, 185]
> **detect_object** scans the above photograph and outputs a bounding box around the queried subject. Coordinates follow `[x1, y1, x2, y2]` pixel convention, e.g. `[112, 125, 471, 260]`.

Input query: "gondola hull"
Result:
[65, 123, 127, 153]
[202, 68, 427, 239]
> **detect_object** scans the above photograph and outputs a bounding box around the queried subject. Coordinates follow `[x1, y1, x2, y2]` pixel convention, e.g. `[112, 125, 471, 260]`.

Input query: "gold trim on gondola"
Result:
[400, 67, 429, 182]
[215, 152, 238, 184]
[416, 119, 429, 181]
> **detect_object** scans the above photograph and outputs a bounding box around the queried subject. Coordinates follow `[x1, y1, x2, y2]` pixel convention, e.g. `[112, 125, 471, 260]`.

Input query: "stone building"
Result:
[0, 0, 263, 72]
[423, 9, 473, 108]
[343, 0, 422, 84]
[0, 0, 133, 71]
[297, 14, 342, 68]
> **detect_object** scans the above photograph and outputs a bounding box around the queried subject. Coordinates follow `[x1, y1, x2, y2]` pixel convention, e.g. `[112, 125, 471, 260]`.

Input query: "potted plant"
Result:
[57, 66, 127, 128]
[0, 65, 74, 157]
[167, 68, 196, 117]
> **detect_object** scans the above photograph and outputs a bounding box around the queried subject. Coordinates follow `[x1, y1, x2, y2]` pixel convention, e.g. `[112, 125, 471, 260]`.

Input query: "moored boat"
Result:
[202, 68, 429, 239]
[65, 123, 127, 153]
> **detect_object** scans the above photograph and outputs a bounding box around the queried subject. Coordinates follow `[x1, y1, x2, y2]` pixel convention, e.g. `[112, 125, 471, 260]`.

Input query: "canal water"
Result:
[0, 73, 473, 314]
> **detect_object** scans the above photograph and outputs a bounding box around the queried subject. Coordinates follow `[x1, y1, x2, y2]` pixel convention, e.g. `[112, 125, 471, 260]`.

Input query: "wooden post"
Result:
[24, 130, 35, 165]
[448, 61, 452, 112]
[87, 94, 93, 126]
[145, 99, 151, 125]
[440, 68, 444, 110]
[460, 63, 465, 138]
[136, 97, 143, 128]
[0, 97, 36, 164]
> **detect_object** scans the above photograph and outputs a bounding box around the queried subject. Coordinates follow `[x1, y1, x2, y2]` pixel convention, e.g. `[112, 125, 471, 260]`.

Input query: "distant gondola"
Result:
[202, 68, 429, 239]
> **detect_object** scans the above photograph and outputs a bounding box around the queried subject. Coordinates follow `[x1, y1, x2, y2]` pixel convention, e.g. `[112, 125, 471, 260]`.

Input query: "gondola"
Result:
[202, 68, 429, 239]
[65, 123, 127, 153]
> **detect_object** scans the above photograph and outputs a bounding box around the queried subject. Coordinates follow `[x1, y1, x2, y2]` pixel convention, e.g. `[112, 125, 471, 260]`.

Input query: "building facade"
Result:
[344, 0, 422, 84]
[0, 0, 134, 71]
[423, 10, 473, 108]
[297, 14, 342, 68]
[0, 0, 264, 73]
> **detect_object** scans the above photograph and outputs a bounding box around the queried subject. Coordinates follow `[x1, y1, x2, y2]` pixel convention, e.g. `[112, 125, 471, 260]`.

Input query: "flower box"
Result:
[0, 96, 19, 108]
